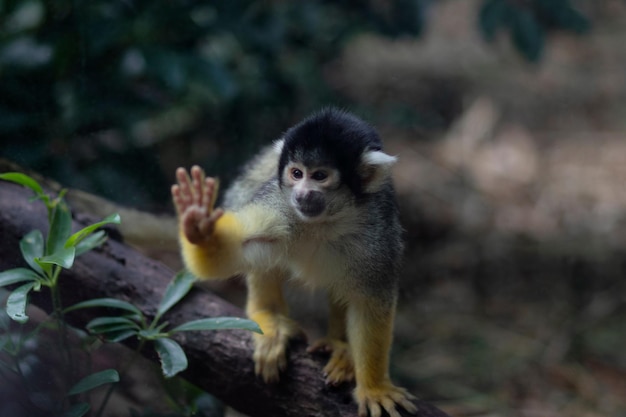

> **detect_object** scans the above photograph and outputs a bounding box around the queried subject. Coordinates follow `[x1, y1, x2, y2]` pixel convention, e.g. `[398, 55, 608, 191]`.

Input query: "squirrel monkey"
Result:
[171, 108, 417, 417]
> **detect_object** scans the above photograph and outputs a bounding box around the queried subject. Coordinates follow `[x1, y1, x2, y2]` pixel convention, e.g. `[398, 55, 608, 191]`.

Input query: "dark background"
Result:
[1, 1, 625, 416]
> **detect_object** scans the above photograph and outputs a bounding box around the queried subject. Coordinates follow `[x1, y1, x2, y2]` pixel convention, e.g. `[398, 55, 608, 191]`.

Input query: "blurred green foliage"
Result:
[0, 0, 430, 207]
[479, 0, 590, 61]
[0, 0, 590, 208]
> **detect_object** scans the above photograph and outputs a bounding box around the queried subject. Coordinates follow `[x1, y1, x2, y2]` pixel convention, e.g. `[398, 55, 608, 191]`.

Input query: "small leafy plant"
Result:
[0, 172, 261, 417]
[66, 270, 261, 378]
[0, 172, 121, 416]
[0, 173, 121, 324]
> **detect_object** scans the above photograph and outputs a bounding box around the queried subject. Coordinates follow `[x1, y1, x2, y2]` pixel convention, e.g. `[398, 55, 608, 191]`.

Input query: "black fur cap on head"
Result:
[278, 107, 382, 197]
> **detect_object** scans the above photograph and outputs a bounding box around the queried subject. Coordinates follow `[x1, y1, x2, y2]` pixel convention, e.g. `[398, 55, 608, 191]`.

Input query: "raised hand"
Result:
[171, 165, 224, 245]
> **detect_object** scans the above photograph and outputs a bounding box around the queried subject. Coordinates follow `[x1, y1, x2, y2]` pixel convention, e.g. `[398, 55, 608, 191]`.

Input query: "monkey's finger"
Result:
[171, 184, 183, 213]
[381, 398, 401, 417]
[197, 219, 212, 238]
[358, 401, 367, 417]
[197, 208, 224, 237]
[399, 397, 418, 414]
[210, 207, 224, 222]
[253, 339, 276, 383]
[324, 357, 354, 385]
[306, 339, 332, 354]
[365, 399, 382, 417]
[176, 168, 193, 206]
[176, 167, 191, 188]
[394, 393, 418, 414]
[324, 366, 353, 386]
[390, 387, 417, 403]
[258, 359, 280, 384]
[200, 177, 211, 212]
[202, 177, 218, 213]
[182, 208, 205, 244]
[253, 356, 264, 378]
[190, 165, 205, 205]
[210, 178, 220, 210]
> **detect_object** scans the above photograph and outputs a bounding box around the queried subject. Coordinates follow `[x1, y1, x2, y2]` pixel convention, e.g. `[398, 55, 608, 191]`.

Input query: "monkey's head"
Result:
[276, 107, 397, 222]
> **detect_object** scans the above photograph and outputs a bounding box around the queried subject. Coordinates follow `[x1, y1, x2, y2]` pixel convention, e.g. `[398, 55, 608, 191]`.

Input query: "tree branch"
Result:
[0, 180, 449, 417]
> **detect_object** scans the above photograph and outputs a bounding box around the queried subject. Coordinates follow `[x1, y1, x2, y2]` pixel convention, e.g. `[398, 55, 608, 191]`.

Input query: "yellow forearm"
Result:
[179, 211, 245, 280]
[179, 202, 290, 280]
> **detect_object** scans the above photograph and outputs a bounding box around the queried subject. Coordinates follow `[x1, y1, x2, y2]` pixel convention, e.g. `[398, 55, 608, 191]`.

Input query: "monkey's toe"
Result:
[253, 332, 289, 383]
[354, 382, 417, 417]
[251, 313, 303, 383]
[308, 338, 355, 385]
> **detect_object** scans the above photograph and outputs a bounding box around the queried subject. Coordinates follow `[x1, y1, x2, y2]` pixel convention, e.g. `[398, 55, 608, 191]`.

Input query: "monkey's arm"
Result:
[178, 211, 246, 279]
[172, 166, 246, 279]
[173, 166, 288, 280]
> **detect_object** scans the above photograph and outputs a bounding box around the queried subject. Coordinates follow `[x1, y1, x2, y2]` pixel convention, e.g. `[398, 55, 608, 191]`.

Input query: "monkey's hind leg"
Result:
[246, 269, 302, 383]
[348, 296, 417, 417]
[307, 297, 355, 385]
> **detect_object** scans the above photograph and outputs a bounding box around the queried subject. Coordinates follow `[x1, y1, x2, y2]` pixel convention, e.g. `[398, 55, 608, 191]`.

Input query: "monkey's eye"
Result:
[311, 171, 328, 181]
[291, 168, 303, 180]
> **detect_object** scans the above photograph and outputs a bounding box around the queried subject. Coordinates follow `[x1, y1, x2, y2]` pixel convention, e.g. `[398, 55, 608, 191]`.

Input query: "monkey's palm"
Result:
[172, 166, 224, 245]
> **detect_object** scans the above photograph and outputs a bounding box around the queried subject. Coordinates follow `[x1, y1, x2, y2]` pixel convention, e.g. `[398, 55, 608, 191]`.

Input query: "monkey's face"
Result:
[281, 162, 343, 221]
[276, 108, 398, 223]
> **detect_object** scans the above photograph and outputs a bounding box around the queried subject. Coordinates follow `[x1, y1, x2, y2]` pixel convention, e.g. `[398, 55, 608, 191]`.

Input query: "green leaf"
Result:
[154, 338, 188, 378]
[558, 5, 590, 34]
[67, 369, 119, 396]
[65, 213, 121, 249]
[102, 329, 137, 343]
[479, 0, 508, 41]
[20, 230, 45, 274]
[0, 268, 41, 288]
[91, 325, 140, 336]
[75, 230, 107, 256]
[64, 298, 143, 317]
[86, 316, 141, 333]
[36, 246, 76, 269]
[6, 282, 37, 323]
[171, 317, 262, 334]
[47, 201, 73, 256]
[511, 9, 544, 61]
[156, 270, 196, 320]
[91, 325, 140, 337]
[0, 172, 43, 195]
[61, 402, 90, 417]
[138, 328, 166, 340]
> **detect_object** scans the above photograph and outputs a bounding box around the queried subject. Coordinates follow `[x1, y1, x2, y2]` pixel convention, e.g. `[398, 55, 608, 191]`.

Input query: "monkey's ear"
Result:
[273, 139, 285, 154]
[359, 150, 397, 193]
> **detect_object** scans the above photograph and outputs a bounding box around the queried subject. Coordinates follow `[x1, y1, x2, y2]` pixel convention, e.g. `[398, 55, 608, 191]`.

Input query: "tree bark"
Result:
[0, 181, 449, 417]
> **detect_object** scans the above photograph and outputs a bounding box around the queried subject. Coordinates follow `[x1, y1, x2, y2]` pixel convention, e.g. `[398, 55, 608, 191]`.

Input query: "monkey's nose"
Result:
[296, 191, 325, 217]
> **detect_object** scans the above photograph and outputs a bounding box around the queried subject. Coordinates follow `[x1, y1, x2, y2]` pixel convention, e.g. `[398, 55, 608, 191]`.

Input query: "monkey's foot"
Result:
[250, 312, 303, 383]
[307, 338, 354, 385]
[354, 382, 417, 417]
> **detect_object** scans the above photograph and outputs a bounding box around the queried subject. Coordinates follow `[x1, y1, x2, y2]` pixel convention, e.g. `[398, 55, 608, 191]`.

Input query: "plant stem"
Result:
[49, 265, 75, 409]
[94, 339, 146, 417]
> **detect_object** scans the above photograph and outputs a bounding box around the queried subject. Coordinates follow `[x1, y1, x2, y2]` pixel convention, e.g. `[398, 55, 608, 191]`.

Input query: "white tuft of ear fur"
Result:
[362, 150, 397, 166]
[273, 139, 284, 154]
[360, 150, 397, 193]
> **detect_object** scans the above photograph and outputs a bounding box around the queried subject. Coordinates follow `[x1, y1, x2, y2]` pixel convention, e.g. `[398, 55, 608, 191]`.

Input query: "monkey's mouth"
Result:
[296, 204, 325, 218]
[293, 193, 325, 219]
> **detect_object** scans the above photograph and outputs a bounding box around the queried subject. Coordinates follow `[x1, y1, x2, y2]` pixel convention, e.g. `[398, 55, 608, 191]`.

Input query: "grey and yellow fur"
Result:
[172, 108, 416, 417]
